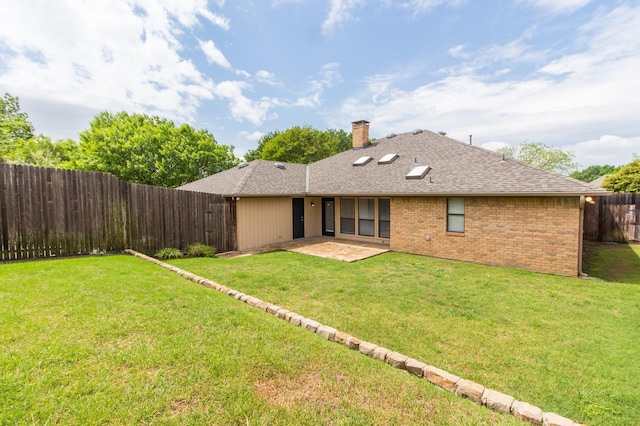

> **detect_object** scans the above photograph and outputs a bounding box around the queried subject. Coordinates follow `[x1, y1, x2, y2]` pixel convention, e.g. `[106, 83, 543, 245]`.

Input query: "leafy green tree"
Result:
[602, 160, 640, 193]
[244, 129, 281, 162]
[250, 125, 352, 164]
[570, 165, 621, 183]
[73, 111, 238, 187]
[5, 135, 69, 167]
[497, 142, 578, 175]
[1, 93, 35, 160]
[0, 93, 77, 167]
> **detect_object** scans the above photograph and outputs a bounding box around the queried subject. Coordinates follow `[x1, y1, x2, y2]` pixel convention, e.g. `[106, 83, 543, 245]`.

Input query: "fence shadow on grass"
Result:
[583, 241, 640, 284]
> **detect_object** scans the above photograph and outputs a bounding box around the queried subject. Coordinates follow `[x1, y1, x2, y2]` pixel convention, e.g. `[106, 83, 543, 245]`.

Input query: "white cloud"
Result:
[296, 63, 342, 107]
[333, 4, 640, 168]
[0, 0, 227, 130]
[481, 141, 511, 152]
[198, 39, 232, 69]
[448, 44, 468, 59]
[322, 0, 366, 36]
[519, 0, 592, 15]
[566, 135, 640, 168]
[213, 81, 281, 125]
[255, 70, 279, 86]
[199, 10, 231, 30]
[238, 130, 265, 141]
[397, 0, 467, 14]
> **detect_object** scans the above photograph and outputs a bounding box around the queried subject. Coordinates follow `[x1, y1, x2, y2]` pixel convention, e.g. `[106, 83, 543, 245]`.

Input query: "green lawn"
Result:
[1, 243, 638, 425]
[1, 255, 520, 425]
[169, 242, 640, 426]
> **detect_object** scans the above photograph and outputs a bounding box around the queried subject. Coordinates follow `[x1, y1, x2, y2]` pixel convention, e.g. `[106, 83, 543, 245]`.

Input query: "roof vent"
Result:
[237, 162, 249, 169]
[438, 131, 447, 136]
[378, 153, 398, 164]
[274, 162, 286, 170]
[406, 165, 431, 179]
[385, 133, 396, 139]
[412, 129, 423, 135]
[353, 156, 373, 166]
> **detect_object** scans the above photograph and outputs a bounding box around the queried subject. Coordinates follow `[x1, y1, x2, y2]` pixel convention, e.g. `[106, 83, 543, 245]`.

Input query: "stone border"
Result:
[125, 249, 585, 426]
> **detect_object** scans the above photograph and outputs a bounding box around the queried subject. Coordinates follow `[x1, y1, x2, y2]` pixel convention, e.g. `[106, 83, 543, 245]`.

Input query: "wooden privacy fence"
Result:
[584, 193, 639, 242]
[0, 163, 236, 260]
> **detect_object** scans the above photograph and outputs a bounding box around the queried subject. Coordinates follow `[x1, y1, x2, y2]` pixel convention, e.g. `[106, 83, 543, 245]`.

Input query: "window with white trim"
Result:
[447, 198, 465, 233]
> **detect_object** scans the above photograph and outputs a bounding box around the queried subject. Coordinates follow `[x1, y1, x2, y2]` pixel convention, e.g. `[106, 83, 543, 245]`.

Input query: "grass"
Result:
[583, 241, 640, 283]
[1, 243, 638, 425]
[167, 243, 640, 426]
[1, 255, 521, 425]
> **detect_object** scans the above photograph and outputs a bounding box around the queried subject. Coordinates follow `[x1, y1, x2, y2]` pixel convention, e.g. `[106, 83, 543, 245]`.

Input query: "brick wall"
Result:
[390, 196, 581, 276]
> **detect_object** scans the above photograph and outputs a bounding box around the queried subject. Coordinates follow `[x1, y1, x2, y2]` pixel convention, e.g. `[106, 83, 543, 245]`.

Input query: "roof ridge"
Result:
[235, 160, 261, 194]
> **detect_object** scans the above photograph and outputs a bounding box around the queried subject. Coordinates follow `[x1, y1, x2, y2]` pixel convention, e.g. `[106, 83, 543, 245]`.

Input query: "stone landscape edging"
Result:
[125, 249, 585, 426]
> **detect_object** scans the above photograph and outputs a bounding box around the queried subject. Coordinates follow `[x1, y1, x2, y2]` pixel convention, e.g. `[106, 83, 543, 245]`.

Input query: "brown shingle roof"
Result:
[179, 130, 607, 197]
[178, 160, 307, 196]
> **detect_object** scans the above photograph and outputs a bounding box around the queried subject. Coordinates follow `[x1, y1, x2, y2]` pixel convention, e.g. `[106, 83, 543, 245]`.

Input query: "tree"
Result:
[570, 164, 621, 183]
[4, 135, 77, 168]
[244, 129, 281, 162]
[73, 111, 238, 187]
[497, 142, 578, 175]
[0, 93, 77, 167]
[248, 125, 352, 164]
[602, 160, 640, 193]
[0, 93, 35, 160]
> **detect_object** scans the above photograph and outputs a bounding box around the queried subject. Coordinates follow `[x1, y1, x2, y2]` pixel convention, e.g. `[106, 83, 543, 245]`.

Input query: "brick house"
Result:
[180, 121, 607, 275]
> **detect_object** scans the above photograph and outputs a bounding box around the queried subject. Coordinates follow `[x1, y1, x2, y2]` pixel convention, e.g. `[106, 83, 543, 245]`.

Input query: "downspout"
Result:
[305, 165, 310, 194]
[578, 195, 587, 277]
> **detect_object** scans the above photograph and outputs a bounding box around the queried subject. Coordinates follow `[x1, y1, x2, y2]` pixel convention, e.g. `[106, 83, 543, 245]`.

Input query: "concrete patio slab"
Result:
[216, 236, 389, 262]
[288, 241, 388, 262]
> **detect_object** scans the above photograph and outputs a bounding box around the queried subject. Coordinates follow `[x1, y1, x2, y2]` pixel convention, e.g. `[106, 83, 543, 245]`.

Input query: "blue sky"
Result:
[1, 0, 639, 169]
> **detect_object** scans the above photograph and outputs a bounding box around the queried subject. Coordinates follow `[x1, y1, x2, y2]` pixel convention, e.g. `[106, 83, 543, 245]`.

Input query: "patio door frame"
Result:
[322, 198, 335, 236]
[292, 198, 305, 239]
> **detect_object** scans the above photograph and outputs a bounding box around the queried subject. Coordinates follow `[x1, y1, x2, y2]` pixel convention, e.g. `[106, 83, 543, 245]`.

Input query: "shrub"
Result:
[154, 247, 184, 259]
[185, 243, 216, 258]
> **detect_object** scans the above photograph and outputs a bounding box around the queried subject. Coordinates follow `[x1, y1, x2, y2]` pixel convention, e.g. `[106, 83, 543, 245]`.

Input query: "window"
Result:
[353, 156, 372, 166]
[340, 198, 355, 234]
[358, 198, 375, 236]
[379, 198, 390, 238]
[406, 165, 431, 179]
[447, 198, 465, 233]
[378, 153, 398, 164]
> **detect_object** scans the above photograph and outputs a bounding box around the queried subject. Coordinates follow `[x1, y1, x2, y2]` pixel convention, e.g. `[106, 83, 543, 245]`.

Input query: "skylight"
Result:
[406, 165, 431, 179]
[378, 153, 398, 164]
[353, 156, 373, 166]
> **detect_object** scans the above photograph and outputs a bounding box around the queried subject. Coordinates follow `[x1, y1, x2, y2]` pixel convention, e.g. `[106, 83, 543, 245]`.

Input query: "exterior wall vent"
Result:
[378, 153, 398, 164]
[406, 165, 431, 179]
[353, 156, 373, 166]
[274, 162, 286, 170]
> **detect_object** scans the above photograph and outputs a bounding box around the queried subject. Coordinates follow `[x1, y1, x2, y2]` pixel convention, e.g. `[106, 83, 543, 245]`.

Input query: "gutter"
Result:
[578, 195, 588, 277]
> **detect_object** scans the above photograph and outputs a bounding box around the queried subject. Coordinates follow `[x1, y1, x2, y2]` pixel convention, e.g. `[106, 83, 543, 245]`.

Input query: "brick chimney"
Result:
[351, 120, 370, 149]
